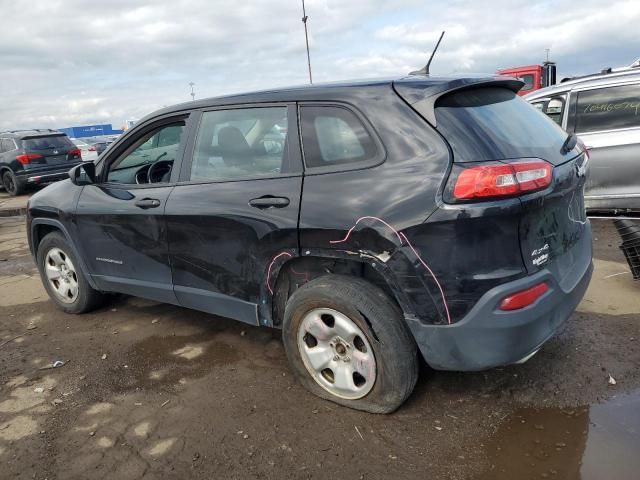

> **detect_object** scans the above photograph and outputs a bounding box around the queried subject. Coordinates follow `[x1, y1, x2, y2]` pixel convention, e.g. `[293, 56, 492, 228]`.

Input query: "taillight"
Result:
[88, 146, 96, 151]
[499, 282, 549, 311]
[15, 153, 43, 165]
[68, 148, 82, 158]
[448, 159, 552, 201]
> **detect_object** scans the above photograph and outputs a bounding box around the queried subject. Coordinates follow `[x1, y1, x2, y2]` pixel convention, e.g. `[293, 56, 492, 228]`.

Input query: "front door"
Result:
[165, 105, 302, 325]
[74, 114, 191, 303]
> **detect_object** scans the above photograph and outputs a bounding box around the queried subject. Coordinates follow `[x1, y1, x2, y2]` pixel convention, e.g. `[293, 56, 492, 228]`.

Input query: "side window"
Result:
[544, 97, 565, 126]
[190, 107, 288, 182]
[300, 106, 378, 169]
[106, 122, 185, 184]
[575, 84, 640, 133]
[531, 102, 546, 112]
[1, 139, 15, 152]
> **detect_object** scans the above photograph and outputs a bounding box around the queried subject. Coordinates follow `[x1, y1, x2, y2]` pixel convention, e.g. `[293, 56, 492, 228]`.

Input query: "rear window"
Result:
[22, 135, 74, 151]
[574, 84, 640, 133]
[434, 87, 569, 162]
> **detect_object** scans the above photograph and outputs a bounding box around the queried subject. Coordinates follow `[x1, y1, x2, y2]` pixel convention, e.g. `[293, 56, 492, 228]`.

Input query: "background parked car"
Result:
[0, 129, 82, 195]
[71, 138, 99, 161]
[525, 68, 640, 214]
[83, 135, 117, 154]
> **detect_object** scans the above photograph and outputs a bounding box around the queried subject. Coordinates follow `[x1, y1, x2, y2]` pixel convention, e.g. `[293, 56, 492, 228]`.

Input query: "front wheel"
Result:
[37, 232, 105, 314]
[282, 275, 418, 414]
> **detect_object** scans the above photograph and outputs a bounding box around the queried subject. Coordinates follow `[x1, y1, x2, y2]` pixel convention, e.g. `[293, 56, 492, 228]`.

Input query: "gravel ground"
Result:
[0, 216, 638, 480]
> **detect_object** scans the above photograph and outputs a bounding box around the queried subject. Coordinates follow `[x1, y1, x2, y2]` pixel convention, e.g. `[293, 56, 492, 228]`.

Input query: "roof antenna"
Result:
[410, 31, 445, 76]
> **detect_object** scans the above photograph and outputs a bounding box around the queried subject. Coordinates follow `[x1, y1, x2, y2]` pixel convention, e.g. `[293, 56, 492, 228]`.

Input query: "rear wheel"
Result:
[283, 275, 418, 413]
[37, 232, 105, 314]
[2, 170, 24, 196]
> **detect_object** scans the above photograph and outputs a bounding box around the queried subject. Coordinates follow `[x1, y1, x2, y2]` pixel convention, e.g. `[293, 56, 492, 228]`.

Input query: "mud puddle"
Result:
[476, 389, 640, 479]
[108, 334, 243, 392]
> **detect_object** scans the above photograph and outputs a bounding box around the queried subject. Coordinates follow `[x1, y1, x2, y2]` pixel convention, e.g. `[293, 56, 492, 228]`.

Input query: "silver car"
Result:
[525, 67, 640, 214]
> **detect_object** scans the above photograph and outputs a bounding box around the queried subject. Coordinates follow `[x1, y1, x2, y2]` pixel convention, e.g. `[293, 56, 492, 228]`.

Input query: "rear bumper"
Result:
[16, 164, 79, 186]
[406, 223, 593, 371]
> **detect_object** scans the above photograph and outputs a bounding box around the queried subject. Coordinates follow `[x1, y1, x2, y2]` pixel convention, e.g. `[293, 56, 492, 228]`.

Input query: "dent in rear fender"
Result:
[327, 216, 452, 324]
[262, 246, 421, 325]
[296, 91, 454, 325]
[276, 219, 452, 325]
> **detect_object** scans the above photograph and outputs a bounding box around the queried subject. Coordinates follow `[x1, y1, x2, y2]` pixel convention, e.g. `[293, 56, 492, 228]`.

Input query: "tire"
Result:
[282, 275, 418, 414]
[2, 170, 24, 196]
[36, 231, 105, 314]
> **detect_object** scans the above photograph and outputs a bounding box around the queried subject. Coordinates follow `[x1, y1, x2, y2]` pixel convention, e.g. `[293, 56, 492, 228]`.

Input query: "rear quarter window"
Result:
[434, 87, 569, 162]
[575, 84, 640, 133]
[1, 138, 15, 152]
[300, 106, 379, 169]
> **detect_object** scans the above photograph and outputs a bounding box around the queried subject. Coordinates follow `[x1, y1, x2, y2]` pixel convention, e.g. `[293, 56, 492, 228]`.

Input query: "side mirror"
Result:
[69, 162, 96, 186]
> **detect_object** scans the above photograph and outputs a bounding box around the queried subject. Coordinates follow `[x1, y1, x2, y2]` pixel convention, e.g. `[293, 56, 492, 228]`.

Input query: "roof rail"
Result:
[0, 128, 60, 135]
[560, 63, 640, 84]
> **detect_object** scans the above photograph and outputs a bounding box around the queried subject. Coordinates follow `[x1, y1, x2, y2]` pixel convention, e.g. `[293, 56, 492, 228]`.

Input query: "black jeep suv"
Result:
[27, 76, 593, 413]
[0, 129, 82, 196]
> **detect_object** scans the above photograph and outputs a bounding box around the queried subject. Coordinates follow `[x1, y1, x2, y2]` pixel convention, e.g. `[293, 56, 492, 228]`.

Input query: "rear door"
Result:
[566, 82, 640, 207]
[165, 104, 302, 325]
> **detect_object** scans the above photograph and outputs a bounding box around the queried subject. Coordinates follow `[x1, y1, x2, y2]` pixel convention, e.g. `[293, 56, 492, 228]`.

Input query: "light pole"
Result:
[189, 82, 196, 101]
[301, 0, 312, 84]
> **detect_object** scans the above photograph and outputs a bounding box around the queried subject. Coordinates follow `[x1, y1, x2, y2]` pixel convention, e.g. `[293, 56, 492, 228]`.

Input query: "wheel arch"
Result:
[265, 249, 418, 328]
[30, 218, 99, 290]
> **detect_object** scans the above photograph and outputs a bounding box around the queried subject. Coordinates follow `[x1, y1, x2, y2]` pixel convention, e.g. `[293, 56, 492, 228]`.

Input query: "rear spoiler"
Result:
[393, 76, 524, 127]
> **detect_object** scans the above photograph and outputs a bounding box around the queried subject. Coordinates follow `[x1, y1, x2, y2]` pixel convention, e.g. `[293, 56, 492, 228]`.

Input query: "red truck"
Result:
[497, 61, 557, 96]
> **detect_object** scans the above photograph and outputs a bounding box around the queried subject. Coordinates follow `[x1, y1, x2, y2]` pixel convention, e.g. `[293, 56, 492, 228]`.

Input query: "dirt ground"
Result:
[1, 216, 639, 480]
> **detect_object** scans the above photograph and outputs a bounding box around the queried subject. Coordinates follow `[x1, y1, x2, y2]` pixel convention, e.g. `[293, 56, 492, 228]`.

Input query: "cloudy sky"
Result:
[1, 0, 638, 130]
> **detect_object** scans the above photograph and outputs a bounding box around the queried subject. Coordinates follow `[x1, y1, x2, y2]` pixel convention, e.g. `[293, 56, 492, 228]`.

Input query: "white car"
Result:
[70, 138, 99, 162]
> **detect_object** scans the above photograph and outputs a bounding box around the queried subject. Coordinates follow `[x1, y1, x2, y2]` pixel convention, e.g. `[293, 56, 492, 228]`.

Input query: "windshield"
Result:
[22, 135, 74, 151]
[435, 87, 570, 163]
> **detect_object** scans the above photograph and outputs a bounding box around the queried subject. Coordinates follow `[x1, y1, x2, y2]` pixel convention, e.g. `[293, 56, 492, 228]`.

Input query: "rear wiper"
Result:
[561, 133, 578, 154]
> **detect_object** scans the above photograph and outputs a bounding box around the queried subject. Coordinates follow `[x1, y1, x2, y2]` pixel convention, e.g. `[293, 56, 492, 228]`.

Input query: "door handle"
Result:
[135, 198, 161, 209]
[248, 196, 290, 209]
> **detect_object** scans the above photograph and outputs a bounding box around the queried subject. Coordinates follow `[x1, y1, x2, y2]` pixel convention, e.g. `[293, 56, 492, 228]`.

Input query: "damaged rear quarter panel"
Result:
[298, 89, 454, 324]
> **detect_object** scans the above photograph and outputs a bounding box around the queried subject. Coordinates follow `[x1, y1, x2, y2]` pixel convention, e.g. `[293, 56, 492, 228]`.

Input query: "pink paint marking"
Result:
[330, 216, 403, 245]
[266, 251, 293, 295]
[290, 266, 310, 283]
[399, 232, 451, 325]
[330, 216, 451, 325]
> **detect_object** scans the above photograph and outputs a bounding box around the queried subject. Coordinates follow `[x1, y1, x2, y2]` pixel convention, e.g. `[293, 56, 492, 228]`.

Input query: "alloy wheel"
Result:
[44, 247, 79, 303]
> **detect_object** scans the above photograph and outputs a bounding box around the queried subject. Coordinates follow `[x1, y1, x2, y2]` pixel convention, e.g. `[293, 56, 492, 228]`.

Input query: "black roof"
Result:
[0, 129, 64, 138]
[148, 74, 523, 122]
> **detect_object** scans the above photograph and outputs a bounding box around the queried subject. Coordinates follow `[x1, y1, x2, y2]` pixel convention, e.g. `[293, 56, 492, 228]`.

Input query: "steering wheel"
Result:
[147, 153, 171, 183]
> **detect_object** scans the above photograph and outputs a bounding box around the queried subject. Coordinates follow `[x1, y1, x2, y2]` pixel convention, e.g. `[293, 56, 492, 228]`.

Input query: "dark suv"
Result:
[0, 130, 82, 196]
[27, 76, 593, 413]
